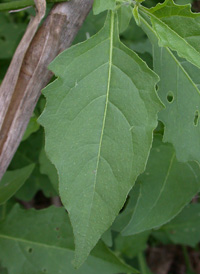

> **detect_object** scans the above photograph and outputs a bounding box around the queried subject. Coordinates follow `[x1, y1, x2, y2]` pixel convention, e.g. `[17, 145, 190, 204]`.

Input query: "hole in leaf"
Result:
[55, 227, 59, 231]
[167, 92, 174, 103]
[28, 248, 33, 253]
[194, 110, 199, 126]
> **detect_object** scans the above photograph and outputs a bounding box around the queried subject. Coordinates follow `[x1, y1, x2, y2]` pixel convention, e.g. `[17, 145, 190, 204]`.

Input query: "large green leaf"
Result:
[162, 204, 200, 247]
[0, 165, 35, 205]
[139, 8, 200, 163]
[39, 12, 161, 267]
[140, 0, 200, 69]
[121, 136, 200, 236]
[0, 205, 137, 274]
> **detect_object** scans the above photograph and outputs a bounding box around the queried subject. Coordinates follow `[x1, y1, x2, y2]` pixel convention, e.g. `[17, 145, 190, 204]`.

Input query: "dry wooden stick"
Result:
[0, 0, 93, 180]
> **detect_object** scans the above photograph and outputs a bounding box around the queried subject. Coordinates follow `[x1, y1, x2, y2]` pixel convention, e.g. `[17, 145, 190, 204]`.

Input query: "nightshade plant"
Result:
[0, 0, 200, 273]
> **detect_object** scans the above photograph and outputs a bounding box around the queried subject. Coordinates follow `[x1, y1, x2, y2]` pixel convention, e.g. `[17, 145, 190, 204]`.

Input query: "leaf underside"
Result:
[39, 12, 161, 267]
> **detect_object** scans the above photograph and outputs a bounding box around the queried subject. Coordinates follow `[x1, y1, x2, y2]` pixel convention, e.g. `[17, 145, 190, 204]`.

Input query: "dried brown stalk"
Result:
[0, 0, 93, 180]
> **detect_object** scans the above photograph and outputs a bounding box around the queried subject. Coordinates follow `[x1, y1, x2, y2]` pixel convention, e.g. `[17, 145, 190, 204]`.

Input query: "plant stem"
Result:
[182, 245, 194, 273]
[0, 0, 69, 12]
[138, 252, 151, 274]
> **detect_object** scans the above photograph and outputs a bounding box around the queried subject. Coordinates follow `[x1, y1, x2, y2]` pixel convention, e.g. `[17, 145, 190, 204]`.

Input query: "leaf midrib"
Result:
[82, 12, 115, 243]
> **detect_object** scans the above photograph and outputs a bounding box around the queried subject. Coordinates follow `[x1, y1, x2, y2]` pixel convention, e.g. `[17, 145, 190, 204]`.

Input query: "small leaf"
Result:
[39, 11, 161, 267]
[115, 231, 150, 258]
[162, 204, 200, 247]
[93, 0, 116, 15]
[22, 114, 40, 141]
[39, 148, 59, 194]
[122, 136, 200, 236]
[0, 205, 137, 274]
[0, 164, 35, 205]
[118, 5, 132, 33]
[140, 0, 200, 69]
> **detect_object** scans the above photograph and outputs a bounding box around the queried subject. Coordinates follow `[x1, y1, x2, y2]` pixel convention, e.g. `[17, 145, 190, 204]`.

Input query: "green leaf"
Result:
[154, 47, 200, 163]
[10, 129, 57, 201]
[22, 114, 40, 141]
[101, 228, 113, 247]
[112, 184, 141, 232]
[140, 0, 200, 69]
[39, 148, 59, 194]
[162, 204, 200, 247]
[0, 205, 137, 274]
[118, 5, 132, 33]
[0, 164, 35, 205]
[0, 13, 26, 59]
[139, 8, 200, 163]
[39, 12, 161, 267]
[121, 136, 200, 236]
[115, 231, 150, 258]
[93, 0, 116, 15]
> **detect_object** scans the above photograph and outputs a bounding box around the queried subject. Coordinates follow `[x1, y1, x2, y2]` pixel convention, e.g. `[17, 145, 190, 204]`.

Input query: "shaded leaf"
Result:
[122, 136, 200, 236]
[39, 12, 161, 267]
[115, 231, 150, 259]
[0, 164, 35, 205]
[10, 129, 57, 201]
[0, 205, 137, 274]
[39, 148, 59, 194]
[93, 0, 116, 15]
[22, 114, 40, 141]
[140, 0, 200, 69]
[162, 204, 200, 247]
[0, 14, 26, 59]
[112, 184, 140, 232]
[101, 228, 113, 247]
[118, 5, 132, 33]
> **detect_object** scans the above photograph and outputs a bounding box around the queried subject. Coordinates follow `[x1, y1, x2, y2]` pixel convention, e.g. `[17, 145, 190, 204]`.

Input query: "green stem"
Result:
[182, 245, 193, 273]
[138, 252, 150, 274]
[0, 0, 69, 12]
